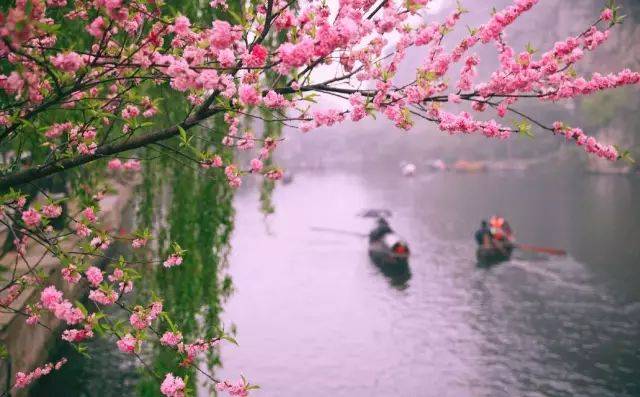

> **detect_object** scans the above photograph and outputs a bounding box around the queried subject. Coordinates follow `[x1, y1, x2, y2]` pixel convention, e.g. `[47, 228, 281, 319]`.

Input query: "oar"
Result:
[310, 226, 368, 238]
[514, 243, 566, 256]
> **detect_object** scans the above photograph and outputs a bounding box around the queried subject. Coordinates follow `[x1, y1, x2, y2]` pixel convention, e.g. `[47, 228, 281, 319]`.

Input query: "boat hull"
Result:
[476, 244, 513, 266]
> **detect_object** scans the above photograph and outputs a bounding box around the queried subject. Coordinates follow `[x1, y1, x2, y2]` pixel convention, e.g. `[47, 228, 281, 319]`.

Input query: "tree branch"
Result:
[0, 108, 219, 191]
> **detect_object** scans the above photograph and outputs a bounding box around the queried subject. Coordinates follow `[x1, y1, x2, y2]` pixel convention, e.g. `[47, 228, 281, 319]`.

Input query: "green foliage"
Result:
[581, 89, 631, 127]
[136, 111, 235, 395]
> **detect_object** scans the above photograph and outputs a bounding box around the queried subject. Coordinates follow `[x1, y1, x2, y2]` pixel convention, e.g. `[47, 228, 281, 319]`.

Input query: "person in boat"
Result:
[488, 215, 514, 252]
[369, 217, 393, 243]
[489, 216, 514, 240]
[474, 220, 492, 248]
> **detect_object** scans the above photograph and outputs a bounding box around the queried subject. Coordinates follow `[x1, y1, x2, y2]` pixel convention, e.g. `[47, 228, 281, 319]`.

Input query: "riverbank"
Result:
[0, 179, 137, 397]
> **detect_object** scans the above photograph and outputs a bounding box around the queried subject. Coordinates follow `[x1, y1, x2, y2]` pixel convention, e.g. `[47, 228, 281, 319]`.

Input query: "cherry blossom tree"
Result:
[0, 0, 637, 395]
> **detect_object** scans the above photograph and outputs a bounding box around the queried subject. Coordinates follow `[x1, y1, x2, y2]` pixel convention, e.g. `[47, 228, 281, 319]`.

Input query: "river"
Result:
[214, 167, 640, 397]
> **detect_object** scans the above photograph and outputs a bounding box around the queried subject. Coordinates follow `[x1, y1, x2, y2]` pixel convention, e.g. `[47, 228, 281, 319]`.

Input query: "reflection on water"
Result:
[371, 260, 412, 290]
[216, 169, 640, 397]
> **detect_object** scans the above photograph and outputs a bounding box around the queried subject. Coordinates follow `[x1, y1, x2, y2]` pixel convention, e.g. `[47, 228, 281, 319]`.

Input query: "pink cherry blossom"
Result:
[122, 105, 140, 119]
[160, 331, 183, 347]
[216, 379, 249, 397]
[62, 328, 93, 343]
[50, 52, 85, 73]
[263, 90, 287, 108]
[163, 254, 183, 268]
[88, 289, 118, 305]
[62, 265, 81, 284]
[86, 16, 105, 38]
[85, 266, 103, 287]
[210, 20, 240, 49]
[250, 158, 263, 172]
[90, 236, 111, 250]
[82, 207, 97, 223]
[22, 208, 41, 227]
[108, 159, 123, 170]
[238, 84, 260, 106]
[132, 238, 147, 248]
[26, 313, 40, 326]
[42, 204, 62, 219]
[40, 286, 84, 324]
[172, 15, 191, 36]
[124, 159, 141, 171]
[244, 44, 268, 67]
[75, 223, 91, 238]
[160, 373, 186, 397]
[116, 333, 138, 354]
[14, 359, 67, 389]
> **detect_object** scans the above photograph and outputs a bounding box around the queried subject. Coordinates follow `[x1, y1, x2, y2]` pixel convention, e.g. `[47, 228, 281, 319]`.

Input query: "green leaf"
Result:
[161, 312, 178, 333]
[525, 42, 537, 54]
[222, 334, 239, 346]
[515, 120, 534, 138]
[227, 9, 244, 25]
[74, 301, 88, 316]
[178, 125, 187, 141]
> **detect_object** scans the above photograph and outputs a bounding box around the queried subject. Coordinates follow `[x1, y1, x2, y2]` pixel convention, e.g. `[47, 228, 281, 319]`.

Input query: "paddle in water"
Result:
[514, 243, 566, 256]
[310, 226, 368, 238]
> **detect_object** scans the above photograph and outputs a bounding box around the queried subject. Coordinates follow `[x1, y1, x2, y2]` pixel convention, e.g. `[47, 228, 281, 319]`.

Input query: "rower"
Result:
[488, 215, 515, 254]
[474, 220, 492, 248]
[369, 217, 393, 243]
[489, 215, 514, 242]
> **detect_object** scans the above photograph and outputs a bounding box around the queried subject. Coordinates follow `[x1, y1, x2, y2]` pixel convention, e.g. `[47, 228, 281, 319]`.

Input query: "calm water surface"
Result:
[215, 168, 640, 397]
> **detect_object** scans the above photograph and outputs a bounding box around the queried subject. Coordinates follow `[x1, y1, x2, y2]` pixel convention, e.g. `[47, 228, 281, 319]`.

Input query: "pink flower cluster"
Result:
[310, 109, 346, 130]
[163, 254, 183, 268]
[276, 37, 315, 74]
[15, 359, 67, 389]
[50, 52, 85, 73]
[238, 84, 260, 106]
[436, 110, 510, 139]
[107, 158, 142, 171]
[122, 105, 140, 119]
[132, 238, 147, 248]
[0, 284, 22, 307]
[42, 204, 62, 219]
[85, 266, 103, 287]
[129, 301, 163, 330]
[62, 265, 82, 284]
[553, 122, 618, 160]
[263, 90, 288, 109]
[83, 207, 97, 223]
[216, 379, 249, 397]
[117, 333, 139, 354]
[40, 286, 84, 325]
[478, 0, 539, 44]
[45, 122, 72, 139]
[160, 334, 219, 365]
[22, 208, 41, 227]
[243, 44, 268, 68]
[160, 331, 183, 347]
[62, 327, 94, 343]
[224, 165, 242, 188]
[551, 69, 640, 101]
[160, 373, 186, 397]
[88, 288, 118, 305]
[90, 236, 111, 250]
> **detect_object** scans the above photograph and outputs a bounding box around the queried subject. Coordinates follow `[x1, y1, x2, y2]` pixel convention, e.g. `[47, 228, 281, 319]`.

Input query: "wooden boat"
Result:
[476, 243, 514, 266]
[368, 233, 410, 267]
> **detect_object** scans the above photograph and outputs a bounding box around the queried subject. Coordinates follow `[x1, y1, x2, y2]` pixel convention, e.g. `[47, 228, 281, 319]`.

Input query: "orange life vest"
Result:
[489, 216, 506, 240]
